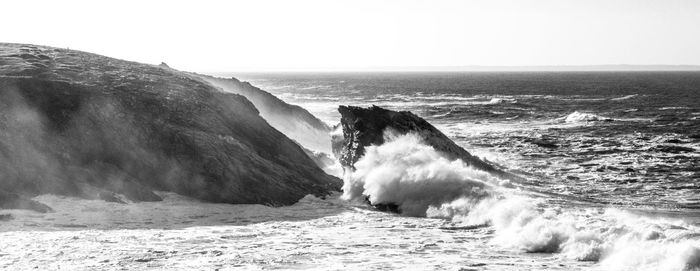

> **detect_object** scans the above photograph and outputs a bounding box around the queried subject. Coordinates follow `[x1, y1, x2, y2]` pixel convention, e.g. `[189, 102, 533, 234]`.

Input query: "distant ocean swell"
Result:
[342, 132, 700, 271]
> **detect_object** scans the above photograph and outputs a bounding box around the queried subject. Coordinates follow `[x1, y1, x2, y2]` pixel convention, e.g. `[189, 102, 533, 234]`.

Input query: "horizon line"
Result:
[199, 64, 700, 74]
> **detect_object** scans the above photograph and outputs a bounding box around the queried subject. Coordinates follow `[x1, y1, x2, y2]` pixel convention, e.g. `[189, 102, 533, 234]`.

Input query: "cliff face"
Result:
[0, 43, 341, 208]
[196, 75, 332, 153]
[333, 105, 522, 181]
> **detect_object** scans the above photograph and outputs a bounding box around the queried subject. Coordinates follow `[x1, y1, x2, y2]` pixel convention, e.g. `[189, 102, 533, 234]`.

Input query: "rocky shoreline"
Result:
[0, 43, 341, 209]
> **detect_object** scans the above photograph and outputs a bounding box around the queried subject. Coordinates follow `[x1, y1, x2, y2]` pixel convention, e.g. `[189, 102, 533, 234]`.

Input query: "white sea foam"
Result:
[442, 199, 700, 268]
[660, 106, 692, 111]
[486, 97, 516, 104]
[611, 94, 639, 101]
[343, 133, 700, 270]
[564, 111, 612, 123]
[342, 132, 498, 216]
[487, 98, 505, 104]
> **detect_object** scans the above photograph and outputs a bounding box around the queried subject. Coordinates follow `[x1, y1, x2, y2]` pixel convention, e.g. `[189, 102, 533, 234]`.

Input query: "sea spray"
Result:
[563, 111, 612, 123]
[342, 132, 496, 216]
[342, 132, 700, 269]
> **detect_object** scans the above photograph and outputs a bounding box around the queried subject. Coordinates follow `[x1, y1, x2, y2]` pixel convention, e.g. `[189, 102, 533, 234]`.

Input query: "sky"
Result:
[2, 0, 700, 72]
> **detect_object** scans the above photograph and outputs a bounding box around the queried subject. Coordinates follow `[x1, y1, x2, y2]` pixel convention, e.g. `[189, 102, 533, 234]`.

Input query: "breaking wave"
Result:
[486, 98, 513, 104]
[611, 94, 639, 101]
[342, 133, 501, 216]
[342, 132, 700, 270]
[563, 111, 613, 123]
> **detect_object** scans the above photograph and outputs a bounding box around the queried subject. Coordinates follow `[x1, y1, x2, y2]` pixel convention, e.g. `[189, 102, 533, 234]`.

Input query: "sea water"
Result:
[1, 72, 699, 270]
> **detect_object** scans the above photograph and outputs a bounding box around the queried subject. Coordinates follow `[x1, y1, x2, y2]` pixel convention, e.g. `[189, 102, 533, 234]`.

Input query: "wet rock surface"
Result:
[334, 105, 522, 181]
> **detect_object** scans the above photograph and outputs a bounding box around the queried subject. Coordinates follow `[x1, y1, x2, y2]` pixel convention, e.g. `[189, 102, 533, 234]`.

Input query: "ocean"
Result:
[2, 72, 699, 270]
[233, 71, 700, 269]
[233, 71, 700, 210]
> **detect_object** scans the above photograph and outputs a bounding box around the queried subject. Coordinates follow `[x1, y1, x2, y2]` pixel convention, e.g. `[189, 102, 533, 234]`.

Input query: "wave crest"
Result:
[564, 111, 612, 123]
[342, 132, 700, 269]
[342, 132, 499, 216]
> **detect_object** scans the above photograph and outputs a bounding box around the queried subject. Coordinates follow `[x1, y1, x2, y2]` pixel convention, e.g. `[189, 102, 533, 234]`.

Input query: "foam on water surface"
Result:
[342, 133, 700, 269]
[1, 193, 598, 271]
[4, 72, 700, 270]
[226, 71, 700, 269]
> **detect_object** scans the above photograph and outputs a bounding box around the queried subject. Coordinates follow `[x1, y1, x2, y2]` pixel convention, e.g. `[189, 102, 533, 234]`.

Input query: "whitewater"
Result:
[3, 72, 700, 270]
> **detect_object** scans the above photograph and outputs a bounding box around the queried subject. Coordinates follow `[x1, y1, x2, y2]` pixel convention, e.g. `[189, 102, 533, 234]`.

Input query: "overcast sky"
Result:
[3, 0, 700, 72]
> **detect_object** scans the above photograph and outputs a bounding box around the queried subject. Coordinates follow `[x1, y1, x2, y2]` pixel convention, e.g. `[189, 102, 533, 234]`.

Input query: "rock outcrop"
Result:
[333, 105, 522, 181]
[0, 43, 341, 208]
[0, 191, 52, 213]
[195, 75, 332, 153]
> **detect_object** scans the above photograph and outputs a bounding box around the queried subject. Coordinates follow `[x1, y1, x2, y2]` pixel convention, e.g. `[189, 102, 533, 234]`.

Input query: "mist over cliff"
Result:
[0, 43, 340, 209]
[196, 75, 332, 154]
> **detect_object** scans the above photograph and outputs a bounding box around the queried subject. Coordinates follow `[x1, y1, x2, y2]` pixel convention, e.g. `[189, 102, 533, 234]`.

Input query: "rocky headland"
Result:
[0, 43, 341, 211]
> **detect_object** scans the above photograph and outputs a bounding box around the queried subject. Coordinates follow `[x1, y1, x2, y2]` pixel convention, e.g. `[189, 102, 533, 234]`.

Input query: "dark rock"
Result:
[367, 197, 400, 213]
[0, 191, 53, 213]
[66, 163, 163, 202]
[334, 105, 522, 181]
[0, 213, 13, 221]
[158, 62, 170, 68]
[0, 43, 341, 206]
[98, 191, 126, 204]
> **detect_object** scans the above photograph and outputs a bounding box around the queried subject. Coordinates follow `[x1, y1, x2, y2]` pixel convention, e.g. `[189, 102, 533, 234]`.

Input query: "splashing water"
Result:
[343, 133, 700, 270]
